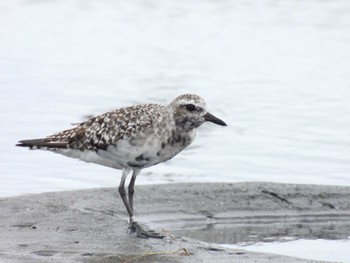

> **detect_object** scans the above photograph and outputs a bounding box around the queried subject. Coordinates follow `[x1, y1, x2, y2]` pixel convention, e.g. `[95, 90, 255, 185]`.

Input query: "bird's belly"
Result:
[95, 138, 164, 169]
[57, 132, 195, 170]
[99, 133, 194, 169]
[55, 148, 123, 169]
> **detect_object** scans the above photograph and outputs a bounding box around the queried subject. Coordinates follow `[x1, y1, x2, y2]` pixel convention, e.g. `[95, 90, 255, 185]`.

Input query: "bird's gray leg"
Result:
[118, 168, 133, 219]
[128, 169, 140, 214]
[126, 168, 164, 239]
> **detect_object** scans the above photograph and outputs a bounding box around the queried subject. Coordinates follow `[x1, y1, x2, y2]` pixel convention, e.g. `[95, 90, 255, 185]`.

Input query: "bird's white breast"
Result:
[53, 129, 196, 170]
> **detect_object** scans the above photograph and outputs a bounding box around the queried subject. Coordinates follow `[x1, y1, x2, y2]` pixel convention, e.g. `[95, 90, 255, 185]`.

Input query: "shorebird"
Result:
[17, 94, 227, 238]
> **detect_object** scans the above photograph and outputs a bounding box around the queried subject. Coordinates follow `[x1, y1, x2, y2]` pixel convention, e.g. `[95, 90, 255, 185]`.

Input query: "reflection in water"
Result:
[167, 214, 350, 244]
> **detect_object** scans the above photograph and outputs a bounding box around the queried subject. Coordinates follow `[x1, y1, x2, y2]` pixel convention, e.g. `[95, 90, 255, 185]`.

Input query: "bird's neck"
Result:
[168, 126, 196, 149]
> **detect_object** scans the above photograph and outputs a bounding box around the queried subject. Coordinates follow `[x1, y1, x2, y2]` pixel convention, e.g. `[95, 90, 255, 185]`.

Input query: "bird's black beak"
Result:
[204, 112, 227, 126]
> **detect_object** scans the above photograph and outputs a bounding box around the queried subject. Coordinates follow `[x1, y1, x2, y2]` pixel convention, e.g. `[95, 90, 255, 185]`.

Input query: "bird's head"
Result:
[169, 94, 227, 131]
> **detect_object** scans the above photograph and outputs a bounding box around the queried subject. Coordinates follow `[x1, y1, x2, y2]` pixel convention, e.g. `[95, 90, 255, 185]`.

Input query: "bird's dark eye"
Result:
[186, 104, 196, 112]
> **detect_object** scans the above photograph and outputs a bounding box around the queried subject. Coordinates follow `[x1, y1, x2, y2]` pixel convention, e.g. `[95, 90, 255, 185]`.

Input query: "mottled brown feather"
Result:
[43, 104, 167, 151]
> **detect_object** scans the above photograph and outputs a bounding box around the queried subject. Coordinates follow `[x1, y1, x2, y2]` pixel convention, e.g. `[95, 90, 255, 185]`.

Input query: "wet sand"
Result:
[1, 182, 349, 262]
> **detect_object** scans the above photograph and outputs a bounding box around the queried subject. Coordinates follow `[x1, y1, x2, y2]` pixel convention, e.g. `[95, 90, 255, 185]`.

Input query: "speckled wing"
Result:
[57, 104, 166, 151]
[19, 104, 165, 151]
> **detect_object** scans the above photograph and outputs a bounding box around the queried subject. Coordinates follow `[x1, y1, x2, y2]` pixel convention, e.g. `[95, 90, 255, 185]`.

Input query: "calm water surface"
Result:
[1, 0, 349, 196]
[223, 239, 350, 263]
[1, 1, 350, 261]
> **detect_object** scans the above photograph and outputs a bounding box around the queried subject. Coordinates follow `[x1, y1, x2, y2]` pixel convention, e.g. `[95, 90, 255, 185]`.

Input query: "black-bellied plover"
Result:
[17, 94, 227, 238]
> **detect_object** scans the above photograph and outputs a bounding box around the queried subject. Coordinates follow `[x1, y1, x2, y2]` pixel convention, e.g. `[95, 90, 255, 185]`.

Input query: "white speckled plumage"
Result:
[17, 94, 226, 238]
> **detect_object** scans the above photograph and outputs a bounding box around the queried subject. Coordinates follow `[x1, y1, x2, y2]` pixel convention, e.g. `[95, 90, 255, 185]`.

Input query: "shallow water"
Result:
[1, 0, 349, 197]
[169, 213, 350, 244]
[167, 214, 350, 263]
[1, 1, 350, 261]
[223, 239, 350, 263]
[168, 213, 350, 262]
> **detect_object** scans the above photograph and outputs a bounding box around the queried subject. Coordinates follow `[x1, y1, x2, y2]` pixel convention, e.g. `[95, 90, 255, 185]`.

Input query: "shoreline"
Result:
[1, 182, 349, 262]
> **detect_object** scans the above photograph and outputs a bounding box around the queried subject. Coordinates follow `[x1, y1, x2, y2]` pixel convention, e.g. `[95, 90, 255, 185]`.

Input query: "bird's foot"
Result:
[129, 221, 165, 239]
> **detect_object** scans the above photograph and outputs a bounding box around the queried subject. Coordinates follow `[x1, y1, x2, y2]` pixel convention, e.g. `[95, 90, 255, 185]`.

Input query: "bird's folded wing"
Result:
[44, 105, 157, 151]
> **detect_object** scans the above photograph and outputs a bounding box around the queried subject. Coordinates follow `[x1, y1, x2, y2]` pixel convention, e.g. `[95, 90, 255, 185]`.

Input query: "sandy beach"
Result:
[1, 182, 349, 262]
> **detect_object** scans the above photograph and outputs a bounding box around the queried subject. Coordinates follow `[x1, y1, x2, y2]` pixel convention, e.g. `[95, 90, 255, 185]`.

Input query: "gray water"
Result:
[172, 213, 350, 262]
[1, 0, 350, 261]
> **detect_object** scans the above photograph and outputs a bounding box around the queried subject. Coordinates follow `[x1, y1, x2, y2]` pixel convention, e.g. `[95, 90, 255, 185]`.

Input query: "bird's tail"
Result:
[16, 139, 68, 149]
